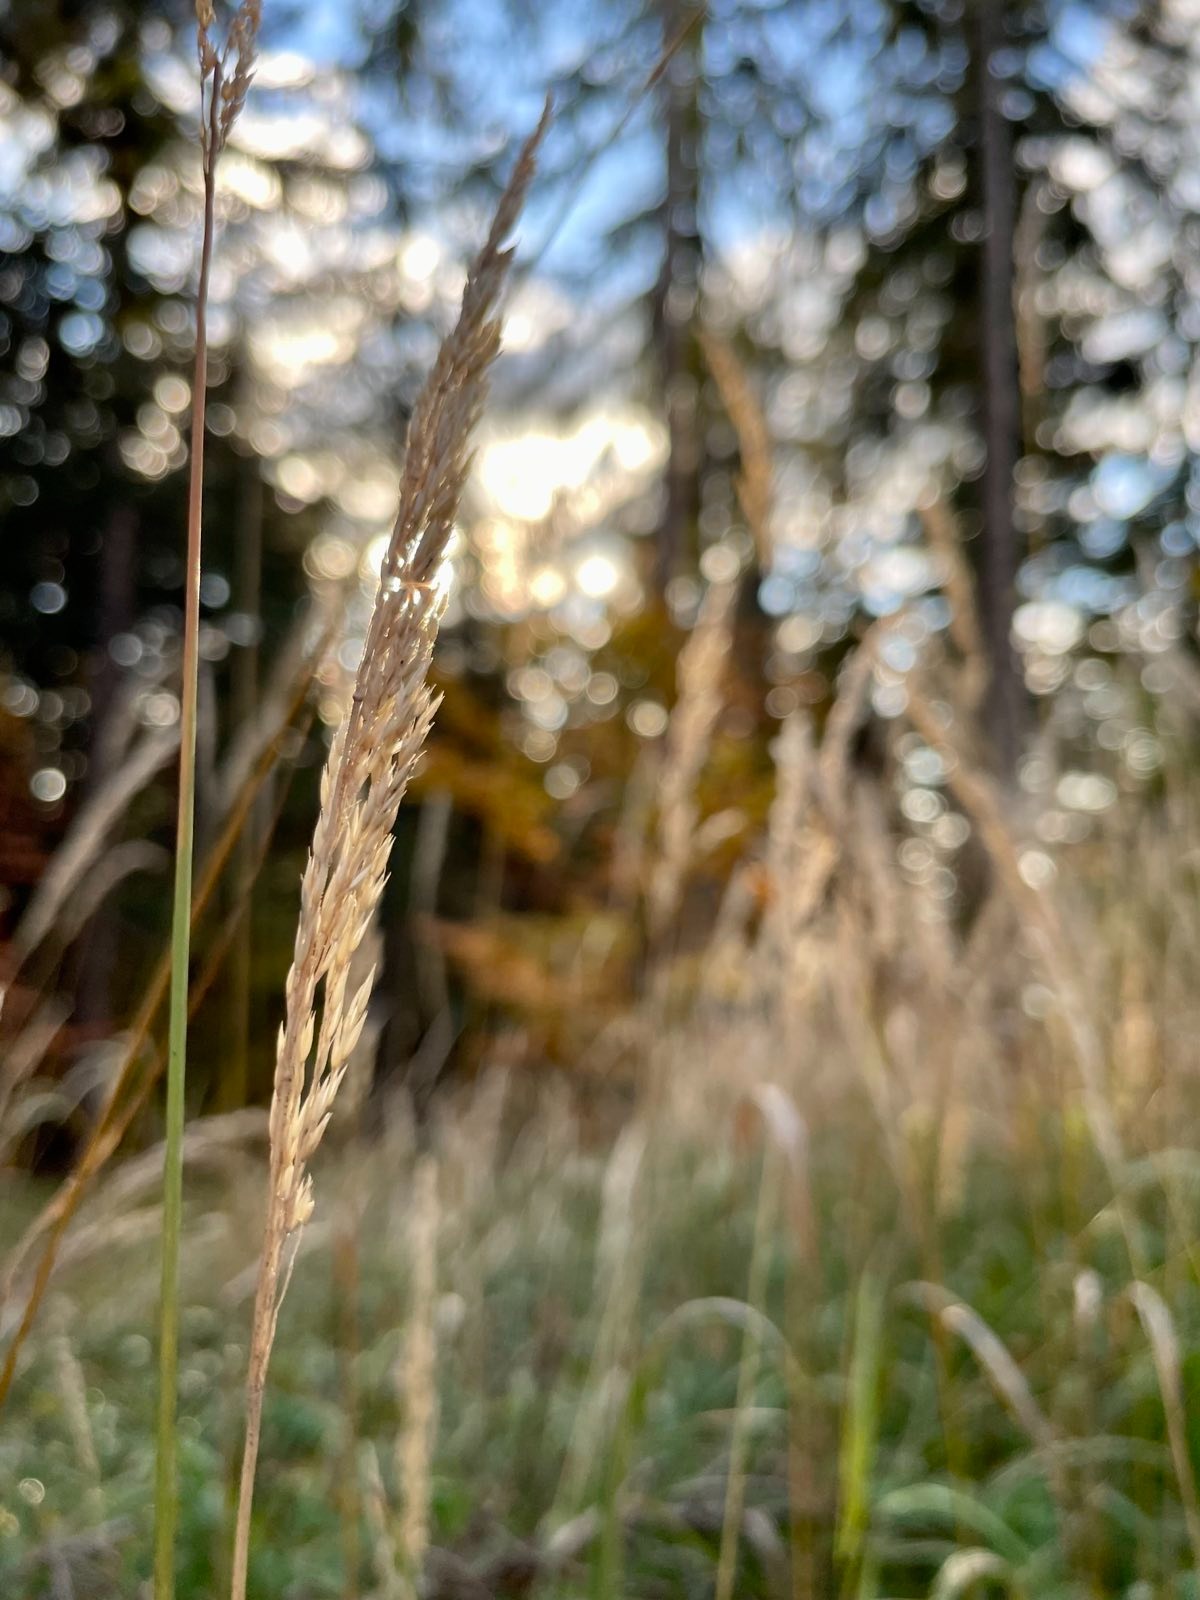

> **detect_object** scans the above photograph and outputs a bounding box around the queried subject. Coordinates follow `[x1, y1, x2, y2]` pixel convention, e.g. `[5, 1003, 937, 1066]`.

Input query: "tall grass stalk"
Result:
[155, 7, 258, 1596]
[646, 575, 735, 956]
[836, 1265, 887, 1592]
[228, 106, 548, 1600]
[394, 1154, 439, 1595]
[902, 680, 1135, 1261]
[699, 331, 773, 569]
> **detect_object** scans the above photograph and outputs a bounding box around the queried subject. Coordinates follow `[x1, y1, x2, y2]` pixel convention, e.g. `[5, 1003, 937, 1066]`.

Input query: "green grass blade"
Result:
[837, 1266, 887, 1583]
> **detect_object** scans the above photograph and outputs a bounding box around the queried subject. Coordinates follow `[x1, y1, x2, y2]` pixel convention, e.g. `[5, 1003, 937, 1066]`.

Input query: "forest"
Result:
[3, 0, 1200, 1595]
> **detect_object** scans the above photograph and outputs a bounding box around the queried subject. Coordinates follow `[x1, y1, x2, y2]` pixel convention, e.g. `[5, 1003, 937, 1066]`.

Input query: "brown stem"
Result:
[229, 1228, 285, 1600]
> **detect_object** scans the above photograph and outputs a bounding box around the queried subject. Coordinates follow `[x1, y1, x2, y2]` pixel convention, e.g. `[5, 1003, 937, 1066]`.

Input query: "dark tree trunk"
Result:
[975, 0, 1027, 775]
[223, 455, 263, 1110]
[72, 504, 137, 1037]
[652, 0, 703, 596]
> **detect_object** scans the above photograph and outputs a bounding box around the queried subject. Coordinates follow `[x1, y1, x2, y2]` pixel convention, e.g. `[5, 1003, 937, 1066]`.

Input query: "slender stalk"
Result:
[153, 69, 220, 1600]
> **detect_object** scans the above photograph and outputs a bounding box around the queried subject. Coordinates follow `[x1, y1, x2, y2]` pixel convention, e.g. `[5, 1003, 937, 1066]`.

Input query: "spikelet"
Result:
[759, 714, 833, 969]
[360, 1442, 403, 1598]
[700, 331, 773, 569]
[196, 0, 261, 164]
[647, 578, 736, 944]
[48, 1297, 102, 1519]
[228, 105, 549, 1600]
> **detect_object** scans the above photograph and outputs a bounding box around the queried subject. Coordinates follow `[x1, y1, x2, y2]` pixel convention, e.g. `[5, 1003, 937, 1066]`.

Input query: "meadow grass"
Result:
[4, 560, 1197, 1597]
[4, 1055, 1200, 1600]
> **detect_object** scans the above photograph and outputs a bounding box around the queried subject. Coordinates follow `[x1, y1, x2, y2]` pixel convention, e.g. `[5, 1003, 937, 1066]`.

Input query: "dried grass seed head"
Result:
[260, 114, 543, 1239]
[196, 0, 262, 156]
[232, 111, 549, 1600]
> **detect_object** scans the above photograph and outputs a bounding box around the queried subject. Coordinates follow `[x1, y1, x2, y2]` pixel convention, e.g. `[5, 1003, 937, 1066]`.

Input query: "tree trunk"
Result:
[223, 455, 263, 1110]
[975, 0, 1027, 775]
[652, 0, 703, 596]
[72, 504, 137, 1038]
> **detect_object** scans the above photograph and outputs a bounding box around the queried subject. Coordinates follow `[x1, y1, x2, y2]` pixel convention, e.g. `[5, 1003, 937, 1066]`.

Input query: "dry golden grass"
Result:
[229, 104, 550, 1598]
[647, 577, 737, 949]
[700, 331, 773, 570]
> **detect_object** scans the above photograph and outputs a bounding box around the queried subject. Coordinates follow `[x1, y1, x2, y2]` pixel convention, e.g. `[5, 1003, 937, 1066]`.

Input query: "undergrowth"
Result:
[4, 1082, 1200, 1600]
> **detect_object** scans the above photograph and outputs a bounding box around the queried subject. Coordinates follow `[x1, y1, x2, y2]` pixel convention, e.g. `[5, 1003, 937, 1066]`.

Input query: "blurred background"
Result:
[3, 0, 1197, 1141]
[6, 4, 1200, 1593]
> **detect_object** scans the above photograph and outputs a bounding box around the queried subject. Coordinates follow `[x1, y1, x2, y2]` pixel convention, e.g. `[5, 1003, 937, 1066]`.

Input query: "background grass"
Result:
[4, 1065, 1200, 1599]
